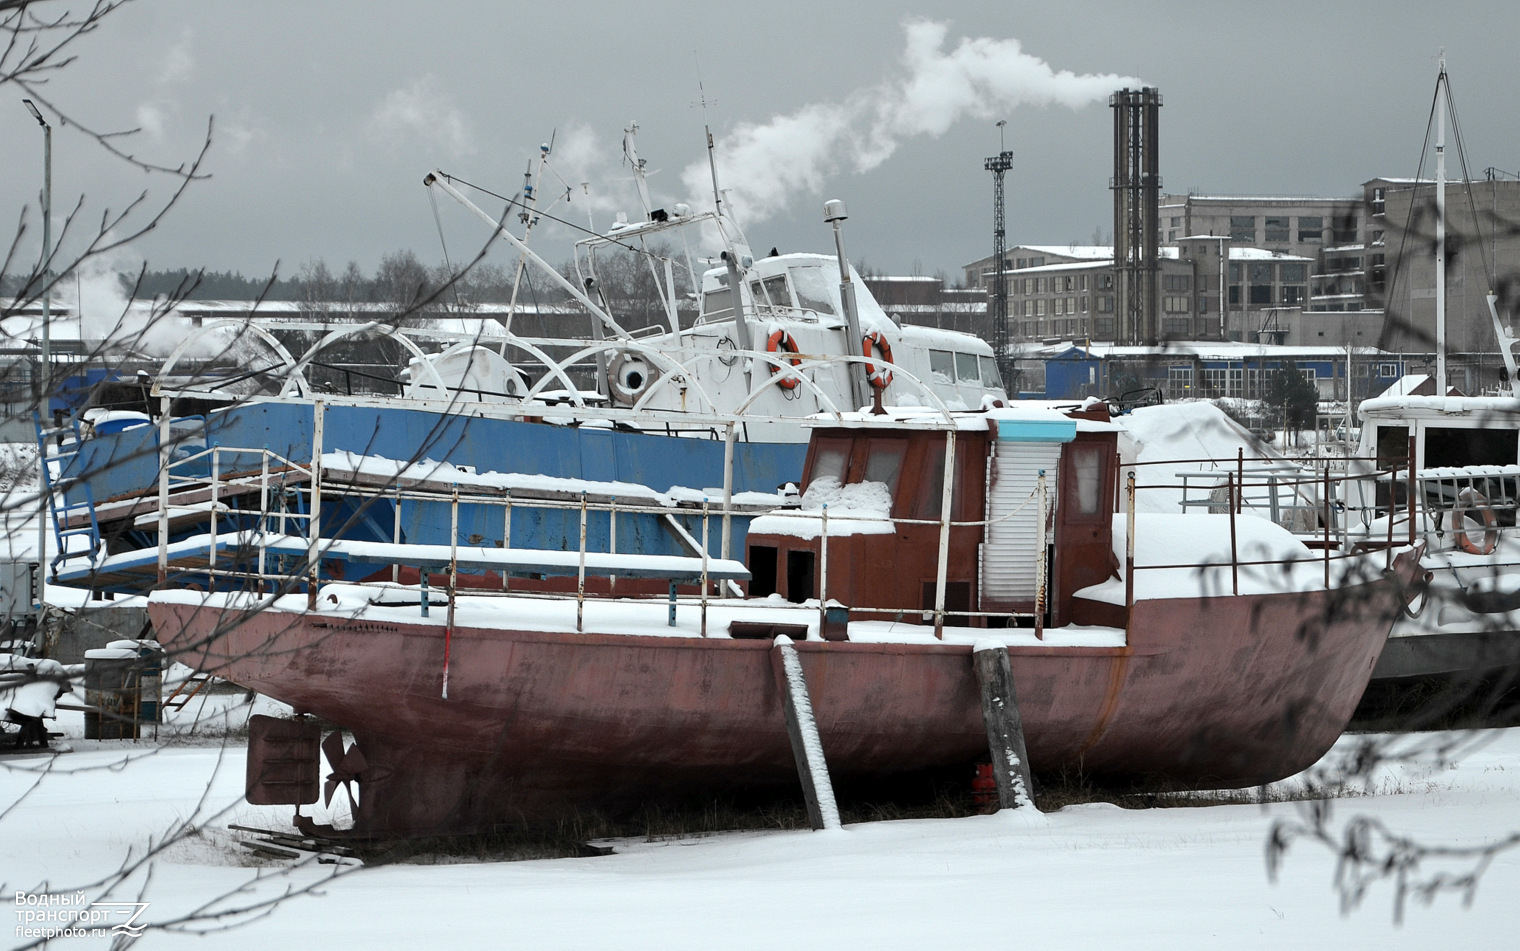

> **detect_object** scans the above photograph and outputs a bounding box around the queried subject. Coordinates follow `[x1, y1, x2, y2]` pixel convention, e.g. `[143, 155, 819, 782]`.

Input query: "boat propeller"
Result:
[321, 731, 368, 810]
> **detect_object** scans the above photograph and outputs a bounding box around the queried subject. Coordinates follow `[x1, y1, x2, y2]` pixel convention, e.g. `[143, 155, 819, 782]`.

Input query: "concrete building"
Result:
[1157, 194, 1366, 264]
[962, 242, 1317, 345]
[861, 276, 988, 337]
[1362, 176, 1520, 359]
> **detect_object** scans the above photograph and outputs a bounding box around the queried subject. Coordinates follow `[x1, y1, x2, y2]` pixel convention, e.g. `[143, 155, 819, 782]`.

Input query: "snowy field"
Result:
[3, 701, 1517, 949]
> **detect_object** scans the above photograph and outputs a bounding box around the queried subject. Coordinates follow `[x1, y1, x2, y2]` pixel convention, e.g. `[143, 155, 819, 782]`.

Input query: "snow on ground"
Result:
[2, 720, 1517, 949]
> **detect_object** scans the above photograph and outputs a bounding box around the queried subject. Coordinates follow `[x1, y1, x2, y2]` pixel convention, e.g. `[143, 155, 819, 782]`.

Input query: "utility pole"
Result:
[986, 120, 1015, 391]
[23, 98, 51, 633]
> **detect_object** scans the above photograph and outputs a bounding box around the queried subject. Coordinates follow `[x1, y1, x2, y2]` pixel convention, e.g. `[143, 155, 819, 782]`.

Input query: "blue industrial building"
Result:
[1036, 342, 1407, 402]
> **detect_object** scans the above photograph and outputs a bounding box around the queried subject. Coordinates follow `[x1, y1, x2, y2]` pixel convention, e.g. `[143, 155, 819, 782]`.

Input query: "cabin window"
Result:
[929, 350, 955, 384]
[762, 275, 793, 310]
[979, 355, 1002, 390]
[788, 266, 836, 316]
[702, 287, 734, 320]
[1375, 426, 1410, 470]
[863, 439, 907, 498]
[917, 438, 966, 520]
[1425, 427, 1519, 469]
[955, 352, 980, 383]
[808, 438, 851, 489]
[1069, 444, 1105, 516]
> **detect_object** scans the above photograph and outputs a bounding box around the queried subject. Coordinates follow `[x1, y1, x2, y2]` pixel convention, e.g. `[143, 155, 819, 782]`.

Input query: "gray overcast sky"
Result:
[4, 0, 1519, 284]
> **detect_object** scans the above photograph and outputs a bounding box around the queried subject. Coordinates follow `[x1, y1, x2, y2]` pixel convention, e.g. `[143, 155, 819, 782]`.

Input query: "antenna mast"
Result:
[985, 121, 1015, 390]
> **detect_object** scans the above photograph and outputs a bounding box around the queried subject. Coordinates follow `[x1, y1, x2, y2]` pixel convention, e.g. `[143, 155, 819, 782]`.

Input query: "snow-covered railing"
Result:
[1126, 453, 1415, 598]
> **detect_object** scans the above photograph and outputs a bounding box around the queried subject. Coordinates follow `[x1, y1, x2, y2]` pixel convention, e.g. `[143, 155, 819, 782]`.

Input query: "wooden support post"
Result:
[770, 636, 841, 831]
[972, 644, 1037, 811]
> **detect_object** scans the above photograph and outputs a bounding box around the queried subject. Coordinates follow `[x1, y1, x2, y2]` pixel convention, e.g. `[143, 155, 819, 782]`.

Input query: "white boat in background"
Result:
[1343, 393, 1520, 681]
[43, 125, 1006, 595]
[1328, 60, 1520, 686]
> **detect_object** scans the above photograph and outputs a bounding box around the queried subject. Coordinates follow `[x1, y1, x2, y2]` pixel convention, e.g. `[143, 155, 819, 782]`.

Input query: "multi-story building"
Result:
[1361, 175, 1520, 357]
[1157, 194, 1365, 261]
[962, 241, 1314, 344]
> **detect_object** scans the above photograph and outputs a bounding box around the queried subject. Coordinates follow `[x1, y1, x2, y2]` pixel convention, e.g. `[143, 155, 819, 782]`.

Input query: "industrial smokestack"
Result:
[1111, 87, 1162, 344]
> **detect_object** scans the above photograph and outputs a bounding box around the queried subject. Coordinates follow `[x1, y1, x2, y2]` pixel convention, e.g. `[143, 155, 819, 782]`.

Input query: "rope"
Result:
[427, 187, 464, 311]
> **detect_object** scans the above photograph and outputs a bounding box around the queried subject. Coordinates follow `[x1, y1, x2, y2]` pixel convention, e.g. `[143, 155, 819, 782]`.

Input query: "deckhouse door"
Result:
[979, 423, 1070, 604]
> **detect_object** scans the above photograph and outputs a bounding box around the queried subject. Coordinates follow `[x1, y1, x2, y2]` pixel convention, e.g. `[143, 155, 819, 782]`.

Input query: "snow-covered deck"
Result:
[151, 585, 1127, 648]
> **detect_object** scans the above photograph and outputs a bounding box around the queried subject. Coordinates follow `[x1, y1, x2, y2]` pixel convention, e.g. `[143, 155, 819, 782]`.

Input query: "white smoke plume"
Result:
[63, 250, 254, 361]
[683, 19, 1143, 225]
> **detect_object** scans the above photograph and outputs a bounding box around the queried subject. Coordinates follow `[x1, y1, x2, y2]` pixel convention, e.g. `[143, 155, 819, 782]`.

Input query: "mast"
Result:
[1435, 56, 1447, 391]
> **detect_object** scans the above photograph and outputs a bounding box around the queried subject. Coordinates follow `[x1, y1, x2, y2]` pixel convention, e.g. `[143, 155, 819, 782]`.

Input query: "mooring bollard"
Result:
[972, 643, 1038, 811]
[770, 635, 841, 831]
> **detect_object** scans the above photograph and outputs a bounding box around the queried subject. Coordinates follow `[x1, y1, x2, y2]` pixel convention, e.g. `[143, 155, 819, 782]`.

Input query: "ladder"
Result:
[34, 414, 103, 579]
[162, 672, 214, 712]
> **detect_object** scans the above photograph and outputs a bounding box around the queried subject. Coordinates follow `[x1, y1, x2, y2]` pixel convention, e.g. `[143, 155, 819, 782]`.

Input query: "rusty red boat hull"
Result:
[149, 561, 1411, 836]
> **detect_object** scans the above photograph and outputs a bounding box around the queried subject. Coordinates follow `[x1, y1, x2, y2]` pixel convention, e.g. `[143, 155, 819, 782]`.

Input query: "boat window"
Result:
[749, 280, 768, 308]
[789, 266, 836, 316]
[979, 355, 1002, 390]
[762, 275, 793, 310]
[1425, 427, 1518, 469]
[930, 350, 955, 384]
[808, 437, 851, 489]
[1375, 426, 1410, 470]
[702, 287, 734, 320]
[916, 438, 965, 520]
[955, 352, 981, 384]
[1069, 444, 1104, 516]
[863, 439, 907, 498]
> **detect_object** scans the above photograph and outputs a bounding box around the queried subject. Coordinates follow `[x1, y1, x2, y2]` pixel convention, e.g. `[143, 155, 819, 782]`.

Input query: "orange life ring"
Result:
[766, 329, 803, 389]
[1452, 487, 1498, 555]
[862, 331, 894, 388]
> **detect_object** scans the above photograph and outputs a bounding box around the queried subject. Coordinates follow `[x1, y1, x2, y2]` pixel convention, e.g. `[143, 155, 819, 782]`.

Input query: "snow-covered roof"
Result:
[1042, 341, 1395, 361]
[1160, 194, 1342, 203]
[1359, 394, 1520, 421]
[1000, 259, 1113, 274]
[1228, 248, 1313, 261]
[1379, 374, 1433, 397]
[1014, 245, 1114, 260]
[801, 401, 1117, 433]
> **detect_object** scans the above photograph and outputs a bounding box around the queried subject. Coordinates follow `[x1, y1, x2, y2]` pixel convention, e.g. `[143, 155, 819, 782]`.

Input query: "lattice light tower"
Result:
[985, 147, 1015, 389]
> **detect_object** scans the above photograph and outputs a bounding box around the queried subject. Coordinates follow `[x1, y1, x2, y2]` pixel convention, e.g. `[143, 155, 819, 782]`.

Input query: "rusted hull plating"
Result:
[151, 575, 1402, 836]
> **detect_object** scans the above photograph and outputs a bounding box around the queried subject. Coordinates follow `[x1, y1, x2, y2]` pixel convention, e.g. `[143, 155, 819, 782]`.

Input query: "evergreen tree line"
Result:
[3, 245, 693, 320]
